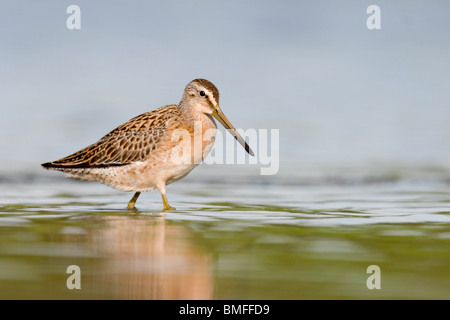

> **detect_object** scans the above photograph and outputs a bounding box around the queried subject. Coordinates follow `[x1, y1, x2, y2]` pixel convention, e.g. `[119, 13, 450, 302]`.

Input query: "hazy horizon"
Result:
[1, 1, 450, 174]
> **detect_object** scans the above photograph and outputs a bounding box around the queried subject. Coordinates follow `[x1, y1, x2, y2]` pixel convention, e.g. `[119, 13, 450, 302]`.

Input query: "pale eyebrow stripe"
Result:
[205, 89, 217, 107]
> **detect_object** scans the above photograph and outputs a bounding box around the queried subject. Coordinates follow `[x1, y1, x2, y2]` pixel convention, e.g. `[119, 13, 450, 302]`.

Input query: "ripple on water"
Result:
[0, 172, 450, 299]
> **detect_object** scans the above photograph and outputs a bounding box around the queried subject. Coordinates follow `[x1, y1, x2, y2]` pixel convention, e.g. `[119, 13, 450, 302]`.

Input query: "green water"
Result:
[1, 167, 450, 299]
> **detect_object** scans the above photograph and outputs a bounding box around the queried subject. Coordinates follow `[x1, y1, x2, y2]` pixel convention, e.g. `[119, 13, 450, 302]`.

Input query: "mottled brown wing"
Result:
[42, 105, 180, 169]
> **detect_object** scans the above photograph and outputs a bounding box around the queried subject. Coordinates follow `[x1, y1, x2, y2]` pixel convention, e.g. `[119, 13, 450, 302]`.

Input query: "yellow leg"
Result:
[161, 193, 175, 211]
[127, 192, 141, 210]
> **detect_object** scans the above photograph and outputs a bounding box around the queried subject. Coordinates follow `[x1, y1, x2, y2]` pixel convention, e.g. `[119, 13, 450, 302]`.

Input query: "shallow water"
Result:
[1, 0, 450, 301]
[0, 166, 449, 299]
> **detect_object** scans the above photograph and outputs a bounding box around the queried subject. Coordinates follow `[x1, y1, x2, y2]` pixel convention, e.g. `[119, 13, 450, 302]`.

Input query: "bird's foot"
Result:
[163, 205, 175, 212]
[127, 192, 141, 210]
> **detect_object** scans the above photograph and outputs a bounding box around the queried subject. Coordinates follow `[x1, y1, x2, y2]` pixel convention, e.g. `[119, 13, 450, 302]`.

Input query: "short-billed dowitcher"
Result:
[42, 79, 254, 211]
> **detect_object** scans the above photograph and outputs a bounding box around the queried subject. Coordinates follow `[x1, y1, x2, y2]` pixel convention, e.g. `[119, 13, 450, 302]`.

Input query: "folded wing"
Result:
[42, 106, 179, 169]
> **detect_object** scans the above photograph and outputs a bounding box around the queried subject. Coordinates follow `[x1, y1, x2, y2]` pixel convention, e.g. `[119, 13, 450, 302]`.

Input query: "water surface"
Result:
[1, 166, 449, 299]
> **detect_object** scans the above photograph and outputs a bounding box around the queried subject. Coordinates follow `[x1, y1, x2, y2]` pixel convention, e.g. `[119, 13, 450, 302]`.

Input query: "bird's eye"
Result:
[199, 91, 206, 97]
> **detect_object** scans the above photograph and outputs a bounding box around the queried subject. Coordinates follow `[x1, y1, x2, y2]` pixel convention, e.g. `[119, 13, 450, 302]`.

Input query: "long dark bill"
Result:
[212, 107, 255, 156]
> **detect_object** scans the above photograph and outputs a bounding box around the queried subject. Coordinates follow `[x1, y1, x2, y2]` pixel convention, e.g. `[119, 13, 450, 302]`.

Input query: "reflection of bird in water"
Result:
[42, 79, 254, 210]
[88, 216, 213, 299]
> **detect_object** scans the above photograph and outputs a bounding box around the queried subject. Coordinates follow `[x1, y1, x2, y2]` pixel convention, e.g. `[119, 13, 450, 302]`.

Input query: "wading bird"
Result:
[42, 79, 254, 211]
